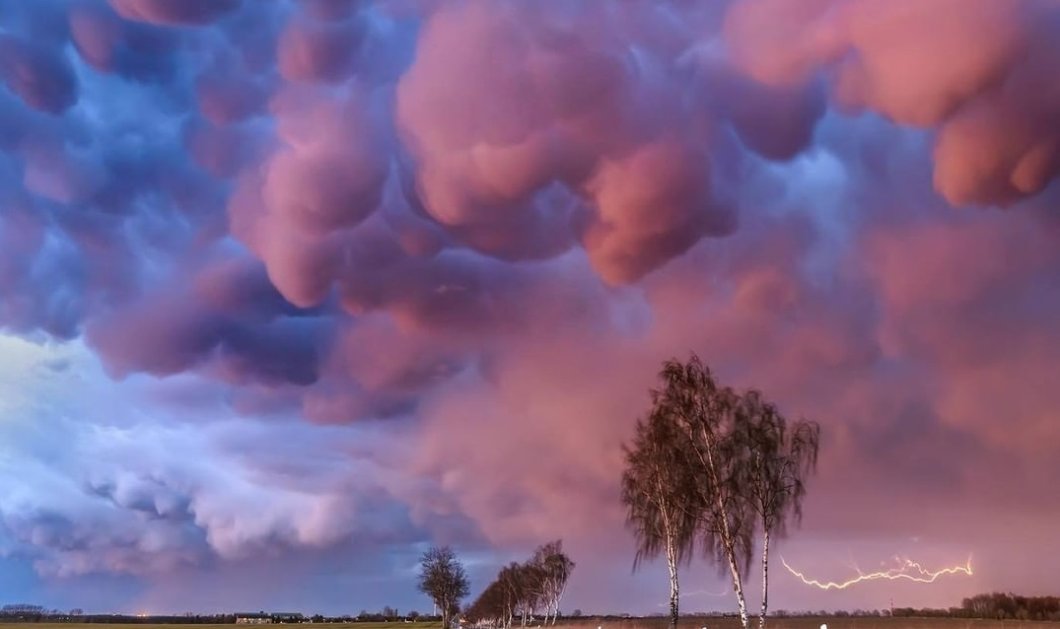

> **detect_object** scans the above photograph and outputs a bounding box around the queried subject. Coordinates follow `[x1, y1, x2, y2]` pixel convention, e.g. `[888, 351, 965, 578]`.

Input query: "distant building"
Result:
[274, 613, 305, 624]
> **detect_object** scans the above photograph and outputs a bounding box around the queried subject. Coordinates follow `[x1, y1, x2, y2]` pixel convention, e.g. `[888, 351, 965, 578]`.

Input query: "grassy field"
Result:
[555, 619, 1060, 627]
[3, 620, 1059, 629]
[0, 625, 445, 629]
[551, 618, 1060, 629]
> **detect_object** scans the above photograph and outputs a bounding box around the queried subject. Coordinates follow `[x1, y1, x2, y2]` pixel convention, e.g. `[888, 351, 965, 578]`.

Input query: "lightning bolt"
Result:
[781, 556, 973, 590]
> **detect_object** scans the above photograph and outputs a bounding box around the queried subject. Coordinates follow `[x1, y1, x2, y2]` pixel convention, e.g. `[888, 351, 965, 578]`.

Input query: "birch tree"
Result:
[736, 392, 820, 629]
[656, 355, 755, 629]
[530, 540, 575, 625]
[466, 578, 507, 628]
[621, 405, 700, 629]
[623, 354, 823, 629]
[516, 559, 544, 627]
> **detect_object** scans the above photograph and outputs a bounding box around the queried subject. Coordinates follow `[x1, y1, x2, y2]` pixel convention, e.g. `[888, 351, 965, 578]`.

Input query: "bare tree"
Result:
[656, 355, 755, 629]
[418, 546, 471, 629]
[621, 404, 701, 629]
[736, 392, 820, 629]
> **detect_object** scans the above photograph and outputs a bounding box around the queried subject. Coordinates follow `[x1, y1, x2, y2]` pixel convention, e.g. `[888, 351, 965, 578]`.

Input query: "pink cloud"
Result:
[724, 0, 1060, 206]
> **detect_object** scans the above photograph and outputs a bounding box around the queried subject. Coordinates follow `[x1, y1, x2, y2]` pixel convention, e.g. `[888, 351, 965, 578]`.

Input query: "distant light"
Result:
[820, 624, 827, 629]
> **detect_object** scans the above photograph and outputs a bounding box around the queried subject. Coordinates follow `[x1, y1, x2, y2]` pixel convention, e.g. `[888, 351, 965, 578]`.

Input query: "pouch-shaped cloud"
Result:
[723, 0, 1060, 206]
[230, 87, 390, 307]
[85, 252, 331, 387]
[395, 1, 735, 283]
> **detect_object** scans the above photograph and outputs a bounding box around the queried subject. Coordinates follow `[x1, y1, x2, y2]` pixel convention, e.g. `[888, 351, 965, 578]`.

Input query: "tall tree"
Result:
[418, 546, 471, 629]
[531, 540, 575, 626]
[466, 577, 508, 628]
[656, 355, 755, 629]
[621, 405, 700, 629]
[736, 392, 820, 629]
[515, 559, 544, 627]
[623, 354, 823, 629]
[497, 562, 528, 628]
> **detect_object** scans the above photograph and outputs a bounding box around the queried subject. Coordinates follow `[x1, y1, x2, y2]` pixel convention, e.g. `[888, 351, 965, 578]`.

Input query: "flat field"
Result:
[0, 625, 444, 629]
[552, 618, 1060, 629]
[3, 620, 1059, 629]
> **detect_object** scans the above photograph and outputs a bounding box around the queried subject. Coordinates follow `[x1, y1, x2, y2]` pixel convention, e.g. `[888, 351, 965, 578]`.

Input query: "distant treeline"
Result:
[891, 593, 1060, 621]
[0, 614, 237, 624]
[0, 612, 445, 625]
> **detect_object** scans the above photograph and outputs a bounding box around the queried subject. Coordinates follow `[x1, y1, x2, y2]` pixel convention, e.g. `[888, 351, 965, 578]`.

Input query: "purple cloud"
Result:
[0, 34, 78, 114]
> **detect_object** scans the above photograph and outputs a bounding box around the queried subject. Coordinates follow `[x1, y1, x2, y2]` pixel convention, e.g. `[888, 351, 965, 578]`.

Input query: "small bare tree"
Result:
[418, 546, 470, 629]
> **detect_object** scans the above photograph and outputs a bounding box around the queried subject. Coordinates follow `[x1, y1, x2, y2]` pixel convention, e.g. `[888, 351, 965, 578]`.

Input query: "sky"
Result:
[0, 0, 1059, 617]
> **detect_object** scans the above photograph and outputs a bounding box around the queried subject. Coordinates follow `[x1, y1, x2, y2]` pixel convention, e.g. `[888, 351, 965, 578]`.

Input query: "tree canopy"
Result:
[621, 354, 821, 629]
[418, 546, 470, 629]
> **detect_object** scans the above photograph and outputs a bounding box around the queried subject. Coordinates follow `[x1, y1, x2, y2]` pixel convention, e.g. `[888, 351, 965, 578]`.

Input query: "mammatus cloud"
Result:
[724, 0, 1060, 206]
[0, 0, 1059, 613]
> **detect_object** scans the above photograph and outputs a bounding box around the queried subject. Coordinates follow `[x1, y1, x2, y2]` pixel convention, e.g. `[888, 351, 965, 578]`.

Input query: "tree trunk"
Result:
[666, 536, 680, 629]
[722, 538, 750, 629]
[720, 538, 754, 627]
[759, 530, 770, 629]
[697, 424, 750, 629]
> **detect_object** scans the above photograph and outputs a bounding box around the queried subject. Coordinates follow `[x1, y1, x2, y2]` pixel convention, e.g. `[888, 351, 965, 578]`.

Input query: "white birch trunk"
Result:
[759, 530, 770, 629]
[666, 535, 680, 629]
[553, 583, 567, 625]
[723, 538, 750, 629]
[699, 424, 750, 629]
